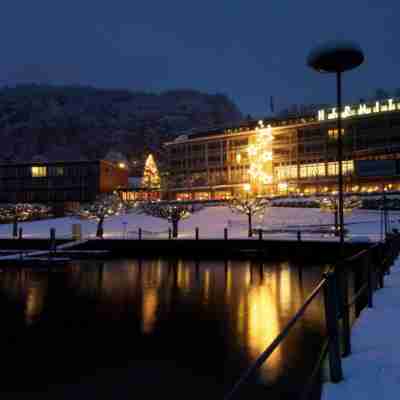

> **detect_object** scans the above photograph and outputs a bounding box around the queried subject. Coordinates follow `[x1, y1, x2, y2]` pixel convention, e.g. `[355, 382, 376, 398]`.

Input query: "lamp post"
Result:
[307, 42, 364, 251]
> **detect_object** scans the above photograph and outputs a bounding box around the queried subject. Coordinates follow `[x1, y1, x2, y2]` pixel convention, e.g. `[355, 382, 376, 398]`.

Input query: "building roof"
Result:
[0, 159, 119, 167]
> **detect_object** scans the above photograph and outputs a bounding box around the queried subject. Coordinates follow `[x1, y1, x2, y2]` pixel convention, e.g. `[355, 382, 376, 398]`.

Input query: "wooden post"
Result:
[365, 253, 373, 308]
[378, 244, 384, 289]
[340, 266, 351, 357]
[323, 271, 343, 382]
[50, 228, 56, 255]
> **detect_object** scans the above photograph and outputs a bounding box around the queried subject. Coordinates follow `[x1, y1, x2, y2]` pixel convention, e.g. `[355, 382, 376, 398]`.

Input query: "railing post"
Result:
[138, 228, 142, 240]
[323, 271, 343, 382]
[195, 227, 199, 240]
[339, 265, 351, 357]
[50, 228, 56, 256]
[366, 253, 373, 309]
[224, 228, 228, 240]
[378, 244, 385, 289]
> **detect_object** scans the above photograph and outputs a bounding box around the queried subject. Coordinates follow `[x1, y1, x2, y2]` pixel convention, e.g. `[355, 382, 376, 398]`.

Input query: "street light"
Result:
[307, 41, 364, 251]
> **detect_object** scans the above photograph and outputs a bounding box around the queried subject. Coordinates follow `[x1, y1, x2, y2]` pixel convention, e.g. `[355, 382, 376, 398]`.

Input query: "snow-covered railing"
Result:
[127, 229, 170, 238]
[224, 234, 400, 400]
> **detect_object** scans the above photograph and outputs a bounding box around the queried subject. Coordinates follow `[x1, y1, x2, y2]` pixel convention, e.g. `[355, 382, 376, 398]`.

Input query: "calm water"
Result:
[0, 258, 327, 399]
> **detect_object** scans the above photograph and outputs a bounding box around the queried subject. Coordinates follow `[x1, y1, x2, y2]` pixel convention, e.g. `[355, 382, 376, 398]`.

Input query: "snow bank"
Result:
[322, 257, 400, 400]
[0, 206, 397, 241]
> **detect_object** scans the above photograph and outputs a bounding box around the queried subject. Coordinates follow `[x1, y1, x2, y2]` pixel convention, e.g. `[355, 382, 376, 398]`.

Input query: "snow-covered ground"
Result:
[323, 257, 400, 400]
[0, 206, 397, 242]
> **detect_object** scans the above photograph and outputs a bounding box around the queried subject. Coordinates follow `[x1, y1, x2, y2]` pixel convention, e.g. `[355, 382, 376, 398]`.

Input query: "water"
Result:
[0, 258, 327, 399]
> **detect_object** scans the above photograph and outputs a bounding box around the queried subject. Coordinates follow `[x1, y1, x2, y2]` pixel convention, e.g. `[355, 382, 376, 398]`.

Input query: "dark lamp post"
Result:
[307, 41, 364, 251]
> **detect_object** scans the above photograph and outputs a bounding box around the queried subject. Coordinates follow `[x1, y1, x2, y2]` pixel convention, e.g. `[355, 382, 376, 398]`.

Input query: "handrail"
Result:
[223, 234, 400, 400]
[347, 282, 368, 308]
[224, 277, 327, 400]
[300, 338, 330, 400]
[342, 242, 381, 264]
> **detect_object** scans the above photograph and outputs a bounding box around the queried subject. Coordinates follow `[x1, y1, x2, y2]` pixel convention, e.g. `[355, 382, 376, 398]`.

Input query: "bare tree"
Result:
[0, 203, 51, 237]
[140, 202, 198, 238]
[229, 196, 270, 237]
[78, 193, 126, 238]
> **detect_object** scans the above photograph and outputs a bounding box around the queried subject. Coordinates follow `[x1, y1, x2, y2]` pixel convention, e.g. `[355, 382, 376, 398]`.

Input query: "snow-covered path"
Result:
[323, 258, 400, 399]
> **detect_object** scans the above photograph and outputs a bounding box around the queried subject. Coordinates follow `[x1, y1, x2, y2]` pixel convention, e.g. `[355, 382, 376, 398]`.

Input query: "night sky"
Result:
[1, 1, 398, 115]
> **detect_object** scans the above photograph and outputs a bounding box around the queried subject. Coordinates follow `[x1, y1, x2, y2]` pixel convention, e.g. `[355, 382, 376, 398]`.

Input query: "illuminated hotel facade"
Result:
[164, 98, 400, 200]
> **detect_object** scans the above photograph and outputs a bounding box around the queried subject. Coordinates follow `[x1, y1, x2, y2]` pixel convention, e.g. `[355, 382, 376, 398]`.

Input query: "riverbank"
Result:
[322, 256, 400, 399]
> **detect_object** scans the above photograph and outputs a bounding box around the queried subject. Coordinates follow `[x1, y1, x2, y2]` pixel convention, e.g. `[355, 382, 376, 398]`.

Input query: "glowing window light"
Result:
[31, 166, 47, 178]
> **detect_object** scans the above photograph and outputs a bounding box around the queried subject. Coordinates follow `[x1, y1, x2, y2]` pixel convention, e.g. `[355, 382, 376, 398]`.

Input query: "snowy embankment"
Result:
[0, 206, 397, 242]
[323, 258, 400, 399]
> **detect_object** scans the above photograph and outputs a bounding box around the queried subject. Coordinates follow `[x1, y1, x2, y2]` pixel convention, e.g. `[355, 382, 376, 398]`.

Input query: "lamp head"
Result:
[307, 41, 364, 73]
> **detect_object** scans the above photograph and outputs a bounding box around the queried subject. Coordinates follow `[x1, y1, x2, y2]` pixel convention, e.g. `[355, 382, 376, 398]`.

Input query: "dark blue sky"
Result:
[1, 1, 398, 115]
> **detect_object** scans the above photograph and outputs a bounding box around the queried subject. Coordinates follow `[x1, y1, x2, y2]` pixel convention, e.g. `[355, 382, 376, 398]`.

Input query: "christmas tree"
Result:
[142, 154, 161, 189]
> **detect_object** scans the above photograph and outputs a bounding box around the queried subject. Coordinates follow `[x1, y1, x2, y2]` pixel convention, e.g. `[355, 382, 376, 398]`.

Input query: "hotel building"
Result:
[164, 98, 400, 200]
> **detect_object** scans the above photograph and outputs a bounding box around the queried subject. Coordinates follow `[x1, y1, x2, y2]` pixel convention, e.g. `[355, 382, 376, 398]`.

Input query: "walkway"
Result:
[323, 258, 400, 399]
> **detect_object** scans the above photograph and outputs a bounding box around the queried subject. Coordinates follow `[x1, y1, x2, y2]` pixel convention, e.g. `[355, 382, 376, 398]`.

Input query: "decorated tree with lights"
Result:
[142, 154, 161, 189]
[0, 203, 51, 237]
[140, 202, 198, 238]
[319, 195, 361, 236]
[247, 121, 274, 193]
[78, 193, 126, 238]
[229, 193, 270, 237]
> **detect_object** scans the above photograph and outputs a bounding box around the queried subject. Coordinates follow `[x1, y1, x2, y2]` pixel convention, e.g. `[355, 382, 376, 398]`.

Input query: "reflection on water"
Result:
[0, 258, 326, 399]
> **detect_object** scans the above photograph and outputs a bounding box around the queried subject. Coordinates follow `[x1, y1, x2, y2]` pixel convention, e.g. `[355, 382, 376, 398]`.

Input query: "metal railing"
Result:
[224, 233, 400, 400]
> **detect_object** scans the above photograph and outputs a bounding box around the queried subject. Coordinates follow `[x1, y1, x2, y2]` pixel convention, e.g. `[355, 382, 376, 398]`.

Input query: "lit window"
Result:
[31, 166, 47, 178]
[328, 128, 345, 140]
[327, 161, 354, 176]
[300, 163, 325, 178]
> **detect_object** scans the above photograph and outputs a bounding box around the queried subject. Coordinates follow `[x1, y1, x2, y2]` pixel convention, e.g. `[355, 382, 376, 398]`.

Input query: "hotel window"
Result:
[328, 128, 345, 140]
[299, 163, 325, 178]
[275, 165, 298, 180]
[31, 166, 47, 178]
[327, 161, 354, 176]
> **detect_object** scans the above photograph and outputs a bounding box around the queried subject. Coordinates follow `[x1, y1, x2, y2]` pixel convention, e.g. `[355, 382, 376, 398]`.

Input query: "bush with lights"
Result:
[0, 203, 52, 236]
[139, 202, 200, 238]
[78, 193, 127, 238]
[229, 193, 270, 237]
[319, 195, 361, 236]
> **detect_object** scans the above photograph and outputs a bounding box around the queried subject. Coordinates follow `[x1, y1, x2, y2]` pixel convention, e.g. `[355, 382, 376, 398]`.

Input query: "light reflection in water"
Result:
[25, 278, 47, 325]
[142, 288, 158, 334]
[0, 258, 327, 397]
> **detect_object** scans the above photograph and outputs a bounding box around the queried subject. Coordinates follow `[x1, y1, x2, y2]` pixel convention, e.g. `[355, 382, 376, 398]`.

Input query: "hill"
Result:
[0, 84, 242, 167]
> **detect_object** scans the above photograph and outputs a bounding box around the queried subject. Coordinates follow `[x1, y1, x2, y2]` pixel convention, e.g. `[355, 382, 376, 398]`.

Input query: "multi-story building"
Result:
[164, 98, 400, 200]
[0, 160, 128, 204]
